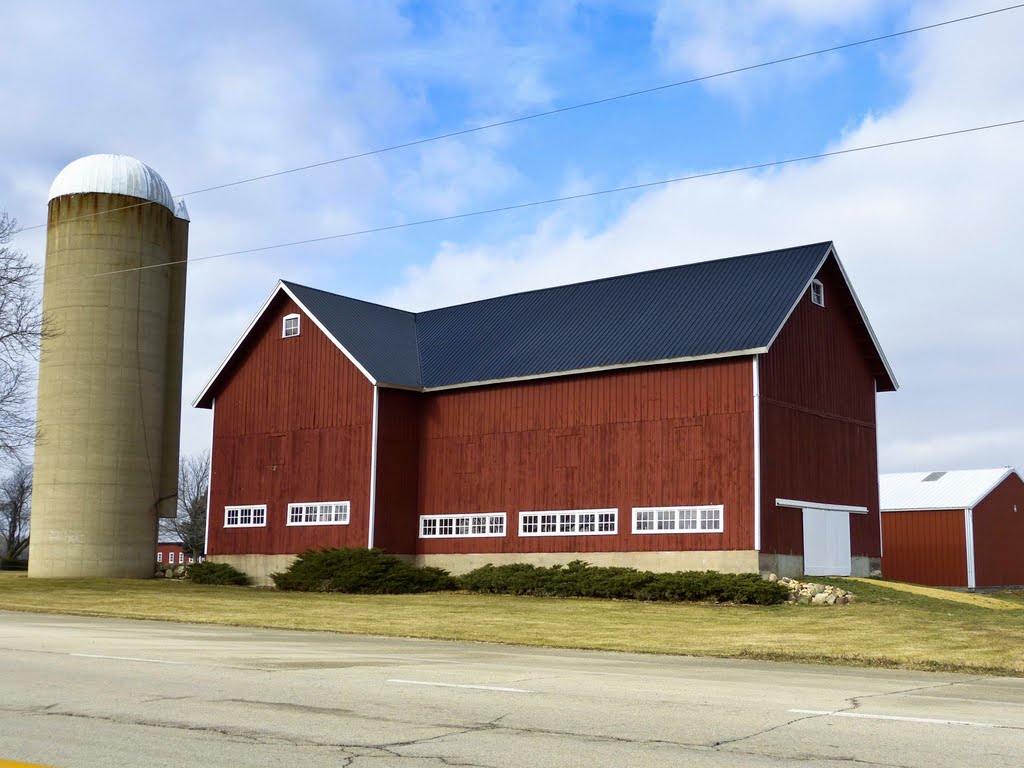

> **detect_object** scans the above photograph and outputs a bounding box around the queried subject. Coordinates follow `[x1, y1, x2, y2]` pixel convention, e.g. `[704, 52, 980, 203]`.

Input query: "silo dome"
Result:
[48, 154, 175, 213]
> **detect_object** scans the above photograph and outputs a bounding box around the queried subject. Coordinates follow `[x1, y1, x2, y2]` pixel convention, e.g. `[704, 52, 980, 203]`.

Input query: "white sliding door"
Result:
[802, 507, 852, 576]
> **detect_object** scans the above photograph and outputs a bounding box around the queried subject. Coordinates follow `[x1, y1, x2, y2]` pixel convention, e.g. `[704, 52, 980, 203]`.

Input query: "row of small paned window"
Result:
[282, 313, 300, 337]
[419, 514, 506, 538]
[632, 506, 723, 533]
[417, 506, 724, 539]
[156, 552, 193, 564]
[223, 502, 351, 528]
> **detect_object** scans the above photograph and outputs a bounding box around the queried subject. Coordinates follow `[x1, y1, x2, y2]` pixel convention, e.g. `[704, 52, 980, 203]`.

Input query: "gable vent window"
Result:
[810, 280, 825, 307]
[282, 313, 301, 338]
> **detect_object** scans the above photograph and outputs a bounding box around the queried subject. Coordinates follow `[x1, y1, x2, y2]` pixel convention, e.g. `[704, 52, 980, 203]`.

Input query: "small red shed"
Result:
[880, 468, 1024, 589]
[156, 541, 193, 567]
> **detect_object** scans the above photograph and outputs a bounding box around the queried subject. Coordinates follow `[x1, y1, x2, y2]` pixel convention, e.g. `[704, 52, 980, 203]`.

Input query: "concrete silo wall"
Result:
[30, 192, 183, 578]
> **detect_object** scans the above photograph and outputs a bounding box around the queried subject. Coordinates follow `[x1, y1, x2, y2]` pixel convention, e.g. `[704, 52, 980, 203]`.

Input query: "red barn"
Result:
[155, 541, 192, 567]
[880, 469, 1024, 589]
[194, 242, 897, 584]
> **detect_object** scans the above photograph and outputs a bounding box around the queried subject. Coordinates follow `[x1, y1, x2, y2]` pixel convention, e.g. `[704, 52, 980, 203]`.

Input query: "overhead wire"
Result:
[18, 2, 1024, 233]
[87, 117, 1024, 278]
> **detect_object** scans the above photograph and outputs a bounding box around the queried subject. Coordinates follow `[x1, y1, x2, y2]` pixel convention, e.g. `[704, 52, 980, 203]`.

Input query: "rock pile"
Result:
[154, 564, 187, 579]
[766, 573, 855, 605]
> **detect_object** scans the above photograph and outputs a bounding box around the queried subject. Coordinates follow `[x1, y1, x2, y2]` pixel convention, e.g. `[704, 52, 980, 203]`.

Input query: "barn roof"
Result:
[194, 241, 897, 407]
[880, 468, 1019, 511]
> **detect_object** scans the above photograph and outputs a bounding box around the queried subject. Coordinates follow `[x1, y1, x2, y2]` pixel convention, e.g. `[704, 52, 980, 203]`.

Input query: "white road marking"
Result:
[70, 653, 185, 666]
[387, 679, 534, 693]
[789, 709, 995, 728]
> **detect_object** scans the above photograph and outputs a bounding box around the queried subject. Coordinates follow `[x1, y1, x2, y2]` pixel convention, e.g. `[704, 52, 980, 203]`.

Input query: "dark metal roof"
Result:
[198, 241, 896, 406]
[288, 242, 833, 389]
[415, 242, 832, 388]
[282, 282, 420, 386]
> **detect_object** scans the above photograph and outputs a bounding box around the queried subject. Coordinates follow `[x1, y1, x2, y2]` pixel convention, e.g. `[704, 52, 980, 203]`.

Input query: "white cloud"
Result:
[653, 0, 894, 100]
[382, 0, 1024, 474]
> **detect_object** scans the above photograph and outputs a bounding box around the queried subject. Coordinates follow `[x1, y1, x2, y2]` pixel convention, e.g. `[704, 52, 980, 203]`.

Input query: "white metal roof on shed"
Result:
[880, 468, 1017, 512]
[48, 154, 177, 215]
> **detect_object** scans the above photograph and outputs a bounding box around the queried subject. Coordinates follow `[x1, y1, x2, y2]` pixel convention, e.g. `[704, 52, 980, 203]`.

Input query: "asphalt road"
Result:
[1, 611, 1022, 767]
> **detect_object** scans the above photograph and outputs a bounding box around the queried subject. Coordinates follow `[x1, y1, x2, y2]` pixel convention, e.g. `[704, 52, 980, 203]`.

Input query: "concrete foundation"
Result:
[210, 554, 299, 586]
[757, 553, 880, 579]
[214, 550, 880, 587]
[218, 550, 762, 585]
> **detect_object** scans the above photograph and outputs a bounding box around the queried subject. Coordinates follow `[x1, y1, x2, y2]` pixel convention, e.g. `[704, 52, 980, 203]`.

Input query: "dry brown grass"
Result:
[1, 571, 1022, 676]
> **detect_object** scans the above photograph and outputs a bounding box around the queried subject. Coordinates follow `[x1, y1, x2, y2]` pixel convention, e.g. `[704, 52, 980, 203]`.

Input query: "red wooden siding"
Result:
[156, 543, 188, 564]
[881, 510, 967, 587]
[207, 294, 374, 556]
[414, 358, 755, 554]
[973, 473, 1024, 587]
[373, 388, 421, 555]
[759, 255, 881, 557]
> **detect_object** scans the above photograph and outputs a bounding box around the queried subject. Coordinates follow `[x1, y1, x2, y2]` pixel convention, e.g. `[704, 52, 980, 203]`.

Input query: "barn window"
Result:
[419, 513, 506, 538]
[287, 501, 350, 526]
[518, 509, 618, 537]
[810, 279, 825, 307]
[156, 552, 162, 563]
[224, 505, 267, 528]
[282, 313, 301, 338]
[632, 505, 724, 534]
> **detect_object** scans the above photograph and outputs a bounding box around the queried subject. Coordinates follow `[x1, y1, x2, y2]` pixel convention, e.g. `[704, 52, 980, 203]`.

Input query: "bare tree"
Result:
[160, 450, 210, 559]
[0, 462, 31, 561]
[0, 212, 49, 457]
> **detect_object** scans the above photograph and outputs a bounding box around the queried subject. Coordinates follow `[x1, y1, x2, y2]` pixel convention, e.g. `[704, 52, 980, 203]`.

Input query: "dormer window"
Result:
[810, 279, 825, 307]
[282, 313, 300, 338]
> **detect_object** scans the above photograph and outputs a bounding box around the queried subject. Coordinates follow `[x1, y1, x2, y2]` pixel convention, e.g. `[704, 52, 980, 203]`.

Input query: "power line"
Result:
[20, 2, 1024, 233]
[87, 117, 1024, 278]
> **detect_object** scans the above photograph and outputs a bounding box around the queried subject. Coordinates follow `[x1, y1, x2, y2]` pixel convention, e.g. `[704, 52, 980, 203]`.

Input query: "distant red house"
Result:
[880, 469, 1024, 588]
[156, 541, 192, 566]
[194, 242, 897, 584]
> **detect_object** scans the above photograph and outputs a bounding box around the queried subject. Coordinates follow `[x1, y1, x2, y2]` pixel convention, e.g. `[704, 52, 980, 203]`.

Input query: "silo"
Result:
[29, 154, 189, 578]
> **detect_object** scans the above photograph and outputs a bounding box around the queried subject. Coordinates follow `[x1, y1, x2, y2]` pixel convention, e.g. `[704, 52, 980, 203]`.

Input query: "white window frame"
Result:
[282, 313, 301, 338]
[156, 552, 162, 563]
[518, 508, 618, 537]
[810, 279, 825, 307]
[224, 504, 267, 528]
[419, 513, 506, 538]
[632, 505, 724, 534]
[287, 501, 351, 526]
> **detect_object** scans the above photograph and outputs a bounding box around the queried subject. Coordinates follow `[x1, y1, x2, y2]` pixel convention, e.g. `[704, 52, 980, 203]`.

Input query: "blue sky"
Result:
[1, 1, 1022, 472]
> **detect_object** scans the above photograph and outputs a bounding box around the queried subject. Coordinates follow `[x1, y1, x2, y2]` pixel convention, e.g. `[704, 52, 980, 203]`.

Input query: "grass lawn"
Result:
[1, 571, 1022, 676]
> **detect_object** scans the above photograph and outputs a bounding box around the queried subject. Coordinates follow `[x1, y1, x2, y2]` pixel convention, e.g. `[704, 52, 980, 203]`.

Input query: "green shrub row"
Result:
[457, 561, 789, 605]
[271, 548, 457, 593]
[264, 549, 786, 605]
[185, 561, 250, 586]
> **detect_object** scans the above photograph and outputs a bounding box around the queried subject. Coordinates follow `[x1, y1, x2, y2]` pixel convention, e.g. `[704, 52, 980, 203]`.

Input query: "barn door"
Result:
[802, 508, 852, 576]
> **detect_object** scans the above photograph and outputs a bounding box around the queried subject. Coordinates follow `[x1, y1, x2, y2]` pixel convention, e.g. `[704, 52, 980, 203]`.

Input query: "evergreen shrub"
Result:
[457, 560, 788, 605]
[185, 561, 250, 586]
[271, 548, 457, 593]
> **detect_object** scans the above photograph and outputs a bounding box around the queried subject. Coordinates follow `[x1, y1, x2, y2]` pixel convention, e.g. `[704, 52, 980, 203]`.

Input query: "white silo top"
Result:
[48, 154, 176, 214]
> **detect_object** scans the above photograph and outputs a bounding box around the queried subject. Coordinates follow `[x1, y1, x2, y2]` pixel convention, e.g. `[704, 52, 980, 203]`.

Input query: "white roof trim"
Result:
[192, 282, 376, 408]
[765, 243, 898, 390]
[775, 498, 869, 514]
[965, 467, 1015, 509]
